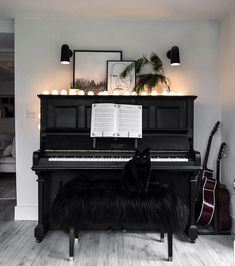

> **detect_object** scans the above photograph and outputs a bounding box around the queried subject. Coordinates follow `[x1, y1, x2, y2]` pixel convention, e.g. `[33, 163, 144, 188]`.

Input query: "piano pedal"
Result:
[74, 238, 79, 244]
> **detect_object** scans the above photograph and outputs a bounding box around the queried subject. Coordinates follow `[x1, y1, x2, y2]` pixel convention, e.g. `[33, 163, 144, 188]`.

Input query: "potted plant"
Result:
[121, 53, 170, 94]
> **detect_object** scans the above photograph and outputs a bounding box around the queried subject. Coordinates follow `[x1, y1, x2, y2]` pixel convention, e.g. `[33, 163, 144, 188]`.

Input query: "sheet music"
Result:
[117, 104, 142, 138]
[90, 103, 142, 138]
[90, 103, 117, 137]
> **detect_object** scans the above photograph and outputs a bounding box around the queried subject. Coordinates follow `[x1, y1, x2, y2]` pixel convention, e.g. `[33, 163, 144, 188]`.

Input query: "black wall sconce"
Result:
[167, 46, 180, 66]
[60, 44, 72, 64]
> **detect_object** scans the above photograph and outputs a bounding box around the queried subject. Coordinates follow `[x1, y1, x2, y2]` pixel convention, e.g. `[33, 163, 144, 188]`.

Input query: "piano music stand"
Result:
[92, 136, 138, 150]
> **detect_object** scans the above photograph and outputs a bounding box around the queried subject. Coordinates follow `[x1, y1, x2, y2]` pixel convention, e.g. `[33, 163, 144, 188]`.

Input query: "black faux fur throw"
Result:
[52, 177, 189, 233]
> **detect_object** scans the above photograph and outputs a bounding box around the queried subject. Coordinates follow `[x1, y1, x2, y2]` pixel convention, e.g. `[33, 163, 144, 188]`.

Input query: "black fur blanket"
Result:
[52, 177, 188, 233]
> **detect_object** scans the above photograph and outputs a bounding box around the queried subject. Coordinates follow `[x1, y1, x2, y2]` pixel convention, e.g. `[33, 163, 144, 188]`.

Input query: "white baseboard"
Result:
[14, 206, 38, 220]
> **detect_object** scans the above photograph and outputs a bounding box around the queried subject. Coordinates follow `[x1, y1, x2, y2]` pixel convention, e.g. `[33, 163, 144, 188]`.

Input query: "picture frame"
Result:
[107, 60, 135, 95]
[73, 50, 122, 94]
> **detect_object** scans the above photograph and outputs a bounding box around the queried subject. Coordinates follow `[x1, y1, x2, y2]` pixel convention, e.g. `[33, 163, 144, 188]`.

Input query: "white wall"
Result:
[220, 11, 235, 233]
[14, 18, 221, 219]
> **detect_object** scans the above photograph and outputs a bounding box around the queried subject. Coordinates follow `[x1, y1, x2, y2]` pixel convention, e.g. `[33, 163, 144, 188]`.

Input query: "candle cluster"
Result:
[42, 89, 181, 96]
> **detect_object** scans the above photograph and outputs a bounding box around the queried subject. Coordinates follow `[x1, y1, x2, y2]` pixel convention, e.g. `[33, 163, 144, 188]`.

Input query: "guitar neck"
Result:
[216, 158, 221, 182]
[216, 142, 226, 183]
[202, 136, 213, 169]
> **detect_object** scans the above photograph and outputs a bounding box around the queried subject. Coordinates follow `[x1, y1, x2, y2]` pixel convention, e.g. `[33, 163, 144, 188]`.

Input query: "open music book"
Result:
[90, 103, 142, 138]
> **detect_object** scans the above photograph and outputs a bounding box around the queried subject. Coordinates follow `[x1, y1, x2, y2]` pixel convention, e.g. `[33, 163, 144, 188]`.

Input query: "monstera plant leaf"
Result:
[121, 53, 169, 94]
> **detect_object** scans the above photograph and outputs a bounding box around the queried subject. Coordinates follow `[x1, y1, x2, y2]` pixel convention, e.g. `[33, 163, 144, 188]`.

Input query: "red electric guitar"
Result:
[214, 143, 231, 231]
[196, 121, 220, 225]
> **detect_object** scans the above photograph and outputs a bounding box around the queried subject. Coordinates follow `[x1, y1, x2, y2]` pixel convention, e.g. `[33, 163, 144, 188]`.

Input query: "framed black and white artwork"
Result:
[107, 60, 135, 95]
[73, 50, 122, 94]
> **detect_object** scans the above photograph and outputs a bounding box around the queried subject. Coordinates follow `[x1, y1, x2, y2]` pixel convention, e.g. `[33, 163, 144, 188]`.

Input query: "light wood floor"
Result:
[0, 199, 16, 220]
[0, 221, 233, 266]
[0, 173, 16, 199]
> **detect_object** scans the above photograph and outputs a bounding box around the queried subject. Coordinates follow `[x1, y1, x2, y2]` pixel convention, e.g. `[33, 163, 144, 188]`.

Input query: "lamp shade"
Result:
[167, 46, 180, 66]
[60, 44, 72, 64]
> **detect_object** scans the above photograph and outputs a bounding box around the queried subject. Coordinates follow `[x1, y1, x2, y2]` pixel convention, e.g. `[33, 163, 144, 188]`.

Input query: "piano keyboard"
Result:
[48, 156, 189, 162]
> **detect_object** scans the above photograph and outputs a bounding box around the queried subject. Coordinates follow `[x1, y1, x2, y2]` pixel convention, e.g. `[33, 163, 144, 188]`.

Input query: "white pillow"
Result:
[3, 144, 12, 157]
[11, 137, 15, 158]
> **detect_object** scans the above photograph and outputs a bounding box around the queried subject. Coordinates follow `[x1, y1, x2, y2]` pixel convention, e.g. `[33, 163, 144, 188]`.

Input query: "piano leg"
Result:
[35, 224, 44, 243]
[167, 232, 173, 261]
[75, 227, 79, 243]
[69, 226, 75, 262]
[188, 174, 198, 243]
[34, 172, 46, 243]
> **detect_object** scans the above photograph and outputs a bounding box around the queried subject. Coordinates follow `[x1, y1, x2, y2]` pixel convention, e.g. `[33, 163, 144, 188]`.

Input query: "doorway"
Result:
[0, 32, 15, 220]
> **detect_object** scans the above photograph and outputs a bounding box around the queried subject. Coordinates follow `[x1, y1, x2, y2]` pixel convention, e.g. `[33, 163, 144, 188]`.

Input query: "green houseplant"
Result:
[121, 53, 170, 94]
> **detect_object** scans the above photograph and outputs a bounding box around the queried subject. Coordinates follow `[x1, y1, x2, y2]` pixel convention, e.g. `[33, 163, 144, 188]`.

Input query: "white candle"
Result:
[141, 91, 147, 96]
[87, 91, 94, 96]
[123, 91, 130, 96]
[60, 89, 67, 95]
[102, 91, 109, 95]
[69, 89, 76, 95]
[131, 91, 137, 96]
[51, 89, 59, 95]
[42, 90, 49, 95]
[113, 90, 120, 96]
[78, 90, 85, 95]
[98, 91, 104, 95]
[151, 90, 158, 96]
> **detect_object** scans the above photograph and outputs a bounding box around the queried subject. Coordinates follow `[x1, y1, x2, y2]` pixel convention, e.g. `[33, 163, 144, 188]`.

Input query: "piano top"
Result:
[38, 95, 197, 151]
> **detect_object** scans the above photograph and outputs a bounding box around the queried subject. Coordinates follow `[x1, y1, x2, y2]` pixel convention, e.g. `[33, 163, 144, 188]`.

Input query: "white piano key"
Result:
[48, 156, 189, 163]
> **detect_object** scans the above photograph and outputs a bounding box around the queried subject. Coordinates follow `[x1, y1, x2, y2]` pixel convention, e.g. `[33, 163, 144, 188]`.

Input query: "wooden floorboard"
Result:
[0, 173, 16, 199]
[0, 199, 16, 220]
[0, 221, 233, 266]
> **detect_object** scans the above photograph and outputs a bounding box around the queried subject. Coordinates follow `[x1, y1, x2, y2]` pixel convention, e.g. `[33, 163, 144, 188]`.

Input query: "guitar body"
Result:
[196, 121, 220, 225]
[196, 121, 220, 226]
[196, 169, 217, 225]
[217, 183, 231, 231]
[215, 143, 231, 231]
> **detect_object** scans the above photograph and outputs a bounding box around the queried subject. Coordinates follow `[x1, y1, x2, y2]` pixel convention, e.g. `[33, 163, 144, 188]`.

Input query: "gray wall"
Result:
[221, 10, 235, 233]
[14, 18, 221, 219]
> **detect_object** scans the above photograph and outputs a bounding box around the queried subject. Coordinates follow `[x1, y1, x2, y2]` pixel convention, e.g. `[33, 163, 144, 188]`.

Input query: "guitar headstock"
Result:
[217, 142, 226, 161]
[210, 121, 220, 137]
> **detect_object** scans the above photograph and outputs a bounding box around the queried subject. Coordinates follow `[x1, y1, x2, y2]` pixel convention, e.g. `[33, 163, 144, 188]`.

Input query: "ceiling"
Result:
[0, 0, 234, 20]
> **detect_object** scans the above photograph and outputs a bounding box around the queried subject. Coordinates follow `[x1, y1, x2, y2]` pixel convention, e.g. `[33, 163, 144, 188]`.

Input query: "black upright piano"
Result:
[32, 95, 201, 242]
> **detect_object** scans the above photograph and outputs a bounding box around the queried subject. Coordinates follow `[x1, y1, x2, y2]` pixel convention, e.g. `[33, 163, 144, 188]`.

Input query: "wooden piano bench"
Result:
[52, 178, 188, 263]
